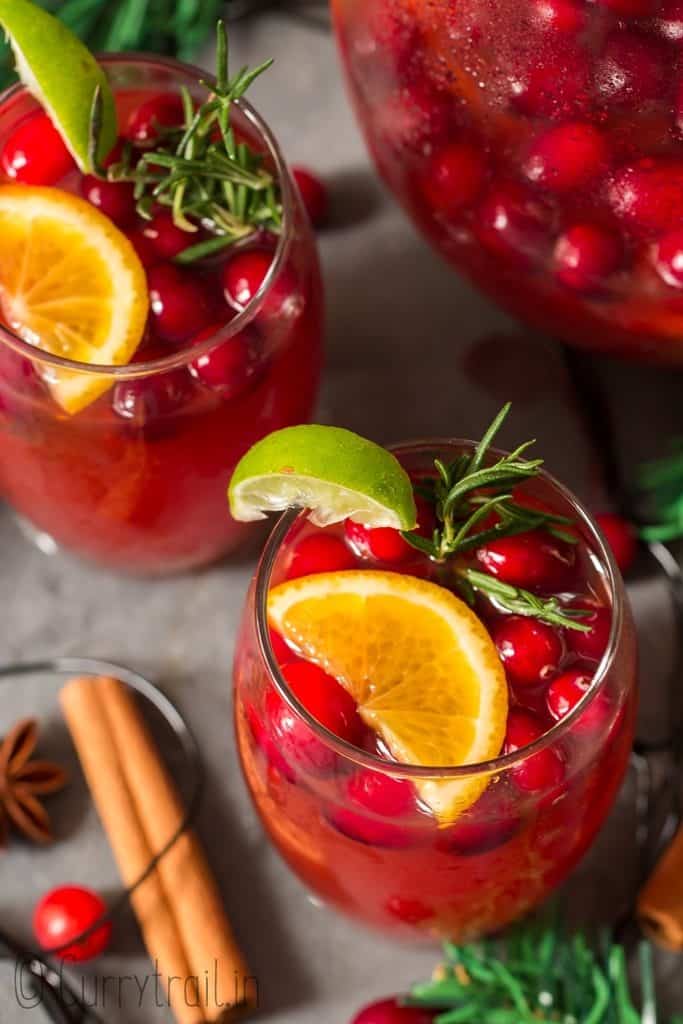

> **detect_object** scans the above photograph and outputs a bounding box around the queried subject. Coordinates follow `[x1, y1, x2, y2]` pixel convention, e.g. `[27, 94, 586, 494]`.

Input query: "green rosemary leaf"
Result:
[461, 569, 592, 631]
[174, 233, 238, 264]
[470, 402, 512, 474]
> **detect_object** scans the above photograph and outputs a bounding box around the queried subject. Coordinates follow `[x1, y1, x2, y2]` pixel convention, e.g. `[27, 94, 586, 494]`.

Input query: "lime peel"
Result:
[229, 425, 418, 531]
[0, 0, 116, 171]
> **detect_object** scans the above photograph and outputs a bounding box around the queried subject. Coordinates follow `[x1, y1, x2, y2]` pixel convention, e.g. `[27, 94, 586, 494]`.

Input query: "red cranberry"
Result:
[655, 228, 683, 287]
[554, 224, 621, 291]
[189, 323, 260, 399]
[566, 603, 611, 662]
[505, 709, 565, 793]
[111, 365, 192, 436]
[439, 786, 521, 855]
[476, 182, 551, 264]
[223, 248, 274, 310]
[140, 210, 192, 260]
[1, 111, 75, 185]
[33, 886, 111, 962]
[532, 0, 586, 33]
[80, 175, 136, 227]
[347, 769, 416, 817]
[596, 0, 659, 13]
[126, 93, 185, 143]
[476, 530, 575, 589]
[595, 513, 637, 573]
[344, 520, 412, 563]
[524, 122, 610, 193]
[385, 896, 433, 925]
[420, 143, 487, 215]
[147, 263, 215, 344]
[493, 616, 563, 686]
[608, 160, 683, 236]
[330, 770, 419, 848]
[657, 1, 683, 42]
[375, 84, 450, 150]
[127, 227, 159, 268]
[293, 166, 328, 227]
[245, 703, 294, 780]
[547, 667, 592, 720]
[351, 999, 434, 1024]
[286, 533, 356, 579]
[509, 52, 590, 119]
[594, 31, 667, 108]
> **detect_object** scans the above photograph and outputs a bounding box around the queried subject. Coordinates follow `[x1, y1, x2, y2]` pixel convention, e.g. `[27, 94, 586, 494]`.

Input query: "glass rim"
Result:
[253, 436, 627, 780]
[0, 51, 297, 379]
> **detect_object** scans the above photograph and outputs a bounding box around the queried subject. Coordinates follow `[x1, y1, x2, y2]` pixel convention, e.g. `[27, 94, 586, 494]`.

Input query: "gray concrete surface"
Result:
[1, 10, 682, 1022]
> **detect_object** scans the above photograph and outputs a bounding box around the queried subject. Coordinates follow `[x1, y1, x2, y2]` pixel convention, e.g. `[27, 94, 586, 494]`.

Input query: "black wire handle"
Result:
[0, 657, 205, 1023]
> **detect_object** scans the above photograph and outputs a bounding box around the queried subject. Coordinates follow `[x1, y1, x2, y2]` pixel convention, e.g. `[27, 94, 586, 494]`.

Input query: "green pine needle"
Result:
[406, 921, 673, 1024]
[0, 0, 225, 89]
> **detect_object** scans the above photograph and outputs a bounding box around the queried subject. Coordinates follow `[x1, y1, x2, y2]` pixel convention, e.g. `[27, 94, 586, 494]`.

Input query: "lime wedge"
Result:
[229, 425, 418, 530]
[0, 0, 116, 171]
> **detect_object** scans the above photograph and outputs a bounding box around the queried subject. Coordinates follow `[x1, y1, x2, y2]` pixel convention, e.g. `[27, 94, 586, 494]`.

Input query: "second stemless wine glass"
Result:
[233, 440, 637, 942]
[332, 0, 683, 363]
[0, 55, 323, 575]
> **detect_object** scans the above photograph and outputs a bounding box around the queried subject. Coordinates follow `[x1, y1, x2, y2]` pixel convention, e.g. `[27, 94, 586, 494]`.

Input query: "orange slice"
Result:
[268, 570, 508, 823]
[0, 184, 148, 415]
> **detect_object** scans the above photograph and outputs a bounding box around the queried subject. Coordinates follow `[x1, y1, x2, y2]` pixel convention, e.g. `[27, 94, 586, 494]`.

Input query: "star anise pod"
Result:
[0, 719, 68, 847]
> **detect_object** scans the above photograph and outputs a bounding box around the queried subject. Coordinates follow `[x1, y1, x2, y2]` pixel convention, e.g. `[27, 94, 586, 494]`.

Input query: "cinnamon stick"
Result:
[637, 822, 683, 950]
[60, 677, 255, 1022]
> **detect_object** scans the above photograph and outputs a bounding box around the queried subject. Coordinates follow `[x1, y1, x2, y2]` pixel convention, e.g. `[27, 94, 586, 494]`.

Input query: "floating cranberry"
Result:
[330, 770, 419, 848]
[547, 667, 592, 720]
[33, 886, 111, 963]
[524, 122, 610, 193]
[608, 160, 683, 236]
[554, 224, 622, 292]
[189, 323, 260, 399]
[293, 166, 328, 227]
[1, 111, 75, 185]
[532, 0, 586, 33]
[505, 709, 565, 793]
[126, 227, 159, 268]
[655, 228, 683, 287]
[440, 787, 521, 855]
[147, 263, 215, 344]
[266, 661, 361, 774]
[140, 210, 192, 260]
[347, 768, 416, 817]
[657, 0, 683, 42]
[351, 999, 434, 1024]
[111, 365, 192, 436]
[223, 248, 274, 310]
[476, 182, 551, 264]
[566, 603, 611, 661]
[286, 533, 356, 578]
[385, 896, 433, 925]
[594, 31, 667, 108]
[80, 175, 136, 227]
[595, 513, 637, 573]
[344, 520, 412, 563]
[595, 0, 659, 14]
[126, 93, 185, 143]
[245, 702, 294, 780]
[509, 51, 590, 119]
[420, 143, 486, 215]
[476, 529, 575, 589]
[494, 616, 563, 686]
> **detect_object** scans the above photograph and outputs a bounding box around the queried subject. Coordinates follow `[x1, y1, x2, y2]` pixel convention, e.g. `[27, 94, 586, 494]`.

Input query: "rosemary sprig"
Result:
[406, 921, 670, 1023]
[461, 570, 592, 632]
[402, 404, 577, 563]
[637, 441, 683, 542]
[107, 20, 282, 261]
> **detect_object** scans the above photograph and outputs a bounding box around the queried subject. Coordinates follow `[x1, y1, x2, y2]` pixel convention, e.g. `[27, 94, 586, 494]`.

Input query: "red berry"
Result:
[126, 93, 185, 143]
[287, 533, 356, 578]
[476, 182, 551, 264]
[524, 122, 610, 193]
[148, 263, 215, 344]
[554, 224, 621, 292]
[493, 616, 563, 686]
[293, 166, 328, 227]
[532, 0, 586, 33]
[476, 530, 575, 589]
[420, 143, 486, 215]
[111, 366, 192, 437]
[223, 248, 273, 310]
[505, 709, 565, 793]
[33, 886, 111, 962]
[385, 896, 433, 925]
[595, 513, 637, 573]
[608, 160, 683, 236]
[509, 52, 589, 119]
[566, 603, 611, 662]
[657, 1, 683, 42]
[1, 111, 75, 185]
[80, 175, 136, 227]
[189, 323, 259, 399]
[374, 84, 450, 150]
[344, 520, 412, 563]
[245, 702, 294, 780]
[547, 667, 592, 720]
[351, 999, 434, 1024]
[140, 210, 192, 260]
[439, 786, 521, 855]
[655, 228, 683, 287]
[127, 227, 159, 268]
[330, 772, 419, 848]
[594, 31, 667, 108]
[347, 768, 416, 817]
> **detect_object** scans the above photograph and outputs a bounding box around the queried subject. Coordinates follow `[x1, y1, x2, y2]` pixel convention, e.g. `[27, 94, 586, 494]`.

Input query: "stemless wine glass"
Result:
[0, 55, 323, 575]
[332, 0, 683, 362]
[233, 440, 637, 942]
